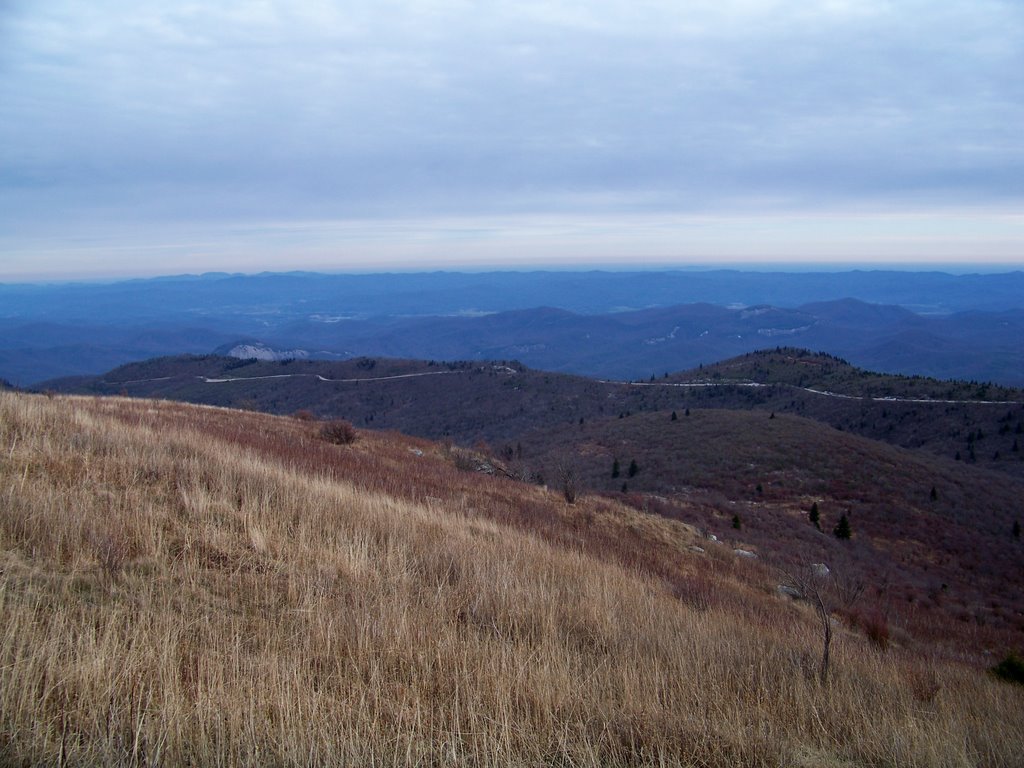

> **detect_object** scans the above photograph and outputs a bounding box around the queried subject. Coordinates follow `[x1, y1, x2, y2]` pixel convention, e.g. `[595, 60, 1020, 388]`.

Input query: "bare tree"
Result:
[554, 456, 582, 504]
[781, 565, 864, 684]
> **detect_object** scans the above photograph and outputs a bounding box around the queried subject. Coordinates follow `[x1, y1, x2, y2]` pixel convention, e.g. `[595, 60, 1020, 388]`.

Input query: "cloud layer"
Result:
[2, 0, 1023, 276]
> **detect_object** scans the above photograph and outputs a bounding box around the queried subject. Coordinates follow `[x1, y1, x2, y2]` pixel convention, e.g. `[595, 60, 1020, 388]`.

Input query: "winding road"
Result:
[110, 366, 1023, 406]
[613, 379, 1023, 405]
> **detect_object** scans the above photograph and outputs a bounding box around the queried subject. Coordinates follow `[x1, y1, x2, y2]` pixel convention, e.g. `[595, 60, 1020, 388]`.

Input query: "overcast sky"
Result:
[2, 0, 1023, 279]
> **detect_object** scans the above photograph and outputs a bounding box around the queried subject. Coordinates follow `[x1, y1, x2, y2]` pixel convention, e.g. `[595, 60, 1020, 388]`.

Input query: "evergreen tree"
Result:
[1014, 520, 1021, 539]
[628, 459, 639, 478]
[671, 410, 678, 421]
[930, 485, 938, 501]
[611, 458, 620, 479]
[809, 502, 821, 530]
[833, 514, 852, 540]
[732, 514, 741, 530]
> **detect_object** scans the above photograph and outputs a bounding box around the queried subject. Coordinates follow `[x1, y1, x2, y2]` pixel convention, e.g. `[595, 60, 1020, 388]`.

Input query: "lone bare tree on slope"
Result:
[782, 565, 864, 684]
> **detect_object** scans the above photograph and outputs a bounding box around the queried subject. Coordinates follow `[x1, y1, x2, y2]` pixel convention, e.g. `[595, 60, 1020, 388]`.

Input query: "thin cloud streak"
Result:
[2, 212, 1022, 281]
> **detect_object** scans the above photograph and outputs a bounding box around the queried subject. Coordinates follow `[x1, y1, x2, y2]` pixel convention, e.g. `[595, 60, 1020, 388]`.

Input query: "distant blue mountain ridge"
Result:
[1, 269, 1021, 386]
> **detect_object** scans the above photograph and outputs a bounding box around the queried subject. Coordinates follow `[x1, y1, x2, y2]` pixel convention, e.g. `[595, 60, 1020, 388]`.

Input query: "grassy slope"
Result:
[2, 392, 1023, 766]
[517, 407, 1024, 652]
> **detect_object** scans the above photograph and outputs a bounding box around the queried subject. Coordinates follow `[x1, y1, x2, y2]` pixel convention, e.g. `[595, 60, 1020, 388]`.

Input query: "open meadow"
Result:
[1, 392, 1022, 766]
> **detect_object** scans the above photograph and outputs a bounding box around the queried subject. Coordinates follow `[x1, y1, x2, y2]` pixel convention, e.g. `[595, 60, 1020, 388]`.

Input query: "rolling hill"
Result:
[240, 298, 1024, 385]
[1, 390, 1022, 765]
[45, 349, 1024, 480]
[37, 349, 1024, 653]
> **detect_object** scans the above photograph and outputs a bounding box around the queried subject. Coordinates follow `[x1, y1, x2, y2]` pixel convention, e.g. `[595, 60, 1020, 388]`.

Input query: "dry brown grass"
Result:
[1, 392, 1022, 766]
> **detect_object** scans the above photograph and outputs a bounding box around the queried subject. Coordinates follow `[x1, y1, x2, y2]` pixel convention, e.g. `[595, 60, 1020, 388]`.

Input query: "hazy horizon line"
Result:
[3, 262, 1024, 286]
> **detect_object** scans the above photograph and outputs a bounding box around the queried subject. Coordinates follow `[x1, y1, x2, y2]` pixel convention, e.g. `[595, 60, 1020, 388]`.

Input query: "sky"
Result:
[1, 0, 1023, 280]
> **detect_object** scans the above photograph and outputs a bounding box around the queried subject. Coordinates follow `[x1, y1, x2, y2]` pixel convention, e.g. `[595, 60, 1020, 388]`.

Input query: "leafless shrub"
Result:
[906, 666, 941, 703]
[319, 419, 357, 445]
[292, 409, 315, 422]
[449, 446, 481, 472]
[862, 612, 890, 650]
[502, 459, 535, 483]
[554, 456, 581, 504]
[87, 528, 130, 582]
